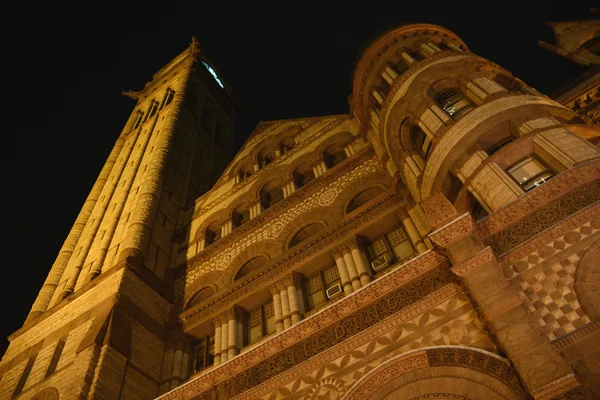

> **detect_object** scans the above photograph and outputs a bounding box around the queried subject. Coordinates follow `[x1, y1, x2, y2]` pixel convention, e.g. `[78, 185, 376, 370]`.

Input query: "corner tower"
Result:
[0, 39, 235, 399]
[352, 24, 600, 397]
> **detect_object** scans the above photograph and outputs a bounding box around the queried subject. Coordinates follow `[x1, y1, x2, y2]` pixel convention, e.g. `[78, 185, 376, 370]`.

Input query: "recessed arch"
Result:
[288, 222, 327, 249]
[345, 185, 387, 214]
[234, 255, 268, 281]
[343, 346, 525, 400]
[575, 236, 600, 320]
[186, 285, 217, 310]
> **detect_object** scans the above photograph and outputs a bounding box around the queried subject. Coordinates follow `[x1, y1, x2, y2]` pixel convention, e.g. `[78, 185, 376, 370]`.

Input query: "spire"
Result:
[190, 37, 203, 60]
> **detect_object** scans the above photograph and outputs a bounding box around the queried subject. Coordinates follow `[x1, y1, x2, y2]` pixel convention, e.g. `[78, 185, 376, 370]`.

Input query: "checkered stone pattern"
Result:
[507, 220, 599, 341]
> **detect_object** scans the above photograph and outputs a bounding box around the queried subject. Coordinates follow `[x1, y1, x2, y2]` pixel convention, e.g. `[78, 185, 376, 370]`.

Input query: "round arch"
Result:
[575, 235, 600, 320]
[343, 346, 525, 400]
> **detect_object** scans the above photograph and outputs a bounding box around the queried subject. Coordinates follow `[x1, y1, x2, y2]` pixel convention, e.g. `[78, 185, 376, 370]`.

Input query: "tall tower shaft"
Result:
[0, 39, 234, 399]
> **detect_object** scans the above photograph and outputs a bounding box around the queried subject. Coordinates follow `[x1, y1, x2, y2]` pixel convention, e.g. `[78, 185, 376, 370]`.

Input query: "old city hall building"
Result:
[2, 16, 600, 400]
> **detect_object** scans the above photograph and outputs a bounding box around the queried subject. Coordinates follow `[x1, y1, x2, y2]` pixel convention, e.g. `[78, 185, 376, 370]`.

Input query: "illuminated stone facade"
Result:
[2, 22, 600, 400]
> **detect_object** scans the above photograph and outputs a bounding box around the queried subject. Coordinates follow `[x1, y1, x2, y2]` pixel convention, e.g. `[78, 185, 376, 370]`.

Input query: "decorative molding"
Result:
[343, 347, 524, 400]
[552, 319, 600, 350]
[478, 159, 600, 239]
[429, 213, 475, 250]
[496, 200, 600, 266]
[157, 254, 452, 399]
[530, 373, 580, 400]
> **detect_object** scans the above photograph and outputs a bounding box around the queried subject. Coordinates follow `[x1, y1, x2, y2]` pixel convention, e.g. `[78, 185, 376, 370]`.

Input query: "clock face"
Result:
[202, 61, 224, 89]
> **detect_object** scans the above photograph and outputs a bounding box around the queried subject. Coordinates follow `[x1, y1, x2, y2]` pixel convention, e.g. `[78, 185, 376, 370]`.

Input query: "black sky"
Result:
[1, 1, 595, 354]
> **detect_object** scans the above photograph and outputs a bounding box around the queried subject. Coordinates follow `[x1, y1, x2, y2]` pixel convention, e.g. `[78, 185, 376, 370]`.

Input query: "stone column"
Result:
[428, 42, 442, 52]
[119, 51, 196, 265]
[401, 51, 415, 64]
[401, 213, 428, 254]
[382, 71, 394, 85]
[279, 284, 292, 329]
[420, 43, 435, 56]
[372, 89, 384, 104]
[344, 142, 356, 157]
[170, 340, 184, 389]
[213, 317, 222, 366]
[331, 249, 353, 295]
[270, 284, 284, 333]
[312, 160, 327, 177]
[221, 219, 233, 237]
[249, 202, 262, 219]
[220, 317, 229, 363]
[283, 180, 296, 198]
[159, 346, 175, 394]
[385, 65, 399, 79]
[422, 192, 581, 399]
[284, 273, 303, 324]
[446, 42, 462, 52]
[347, 238, 372, 286]
[342, 247, 362, 291]
[227, 309, 237, 359]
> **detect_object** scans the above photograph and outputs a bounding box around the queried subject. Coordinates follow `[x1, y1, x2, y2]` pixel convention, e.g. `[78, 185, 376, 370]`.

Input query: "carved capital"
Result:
[343, 236, 360, 251]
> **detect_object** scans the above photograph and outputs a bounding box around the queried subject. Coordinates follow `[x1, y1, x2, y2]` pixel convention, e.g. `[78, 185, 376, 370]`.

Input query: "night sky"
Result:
[1, 1, 595, 354]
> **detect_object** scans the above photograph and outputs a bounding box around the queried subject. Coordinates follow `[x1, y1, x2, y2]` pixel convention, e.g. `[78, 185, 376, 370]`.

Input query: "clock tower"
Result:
[0, 39, 235, 399]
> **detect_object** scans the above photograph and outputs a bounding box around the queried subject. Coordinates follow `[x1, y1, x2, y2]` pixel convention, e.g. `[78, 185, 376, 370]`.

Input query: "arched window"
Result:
[204, 220, 222, 248]
[232, 204, 250, 229]
[507, 155, 554, 192]
[323, 144, 347, 169]
[410, 125, 432, 158]
[289, 223, 324, 248]
[293, 162, 315, 189]
[238, 162, 254, 182]
[235, 256, 267, 280]
[435, 89, 473, 119]
[280, 137, 295, 154]
[258, 148, 276, 167]
[187, 286, 216, 309]
[346, 187, 386, 213]
[260, 179, 284, 209]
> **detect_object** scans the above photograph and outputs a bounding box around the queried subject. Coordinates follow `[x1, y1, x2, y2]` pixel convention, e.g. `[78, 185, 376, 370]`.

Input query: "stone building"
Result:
[1, 20, 600, 400]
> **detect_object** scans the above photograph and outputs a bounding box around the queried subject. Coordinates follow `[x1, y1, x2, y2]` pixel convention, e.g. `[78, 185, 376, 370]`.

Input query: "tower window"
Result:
[435, 89, 473, 119]
[507, 155, 554, 192]
[410, 125, 432, 158]
[189, 334, 215, 375]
